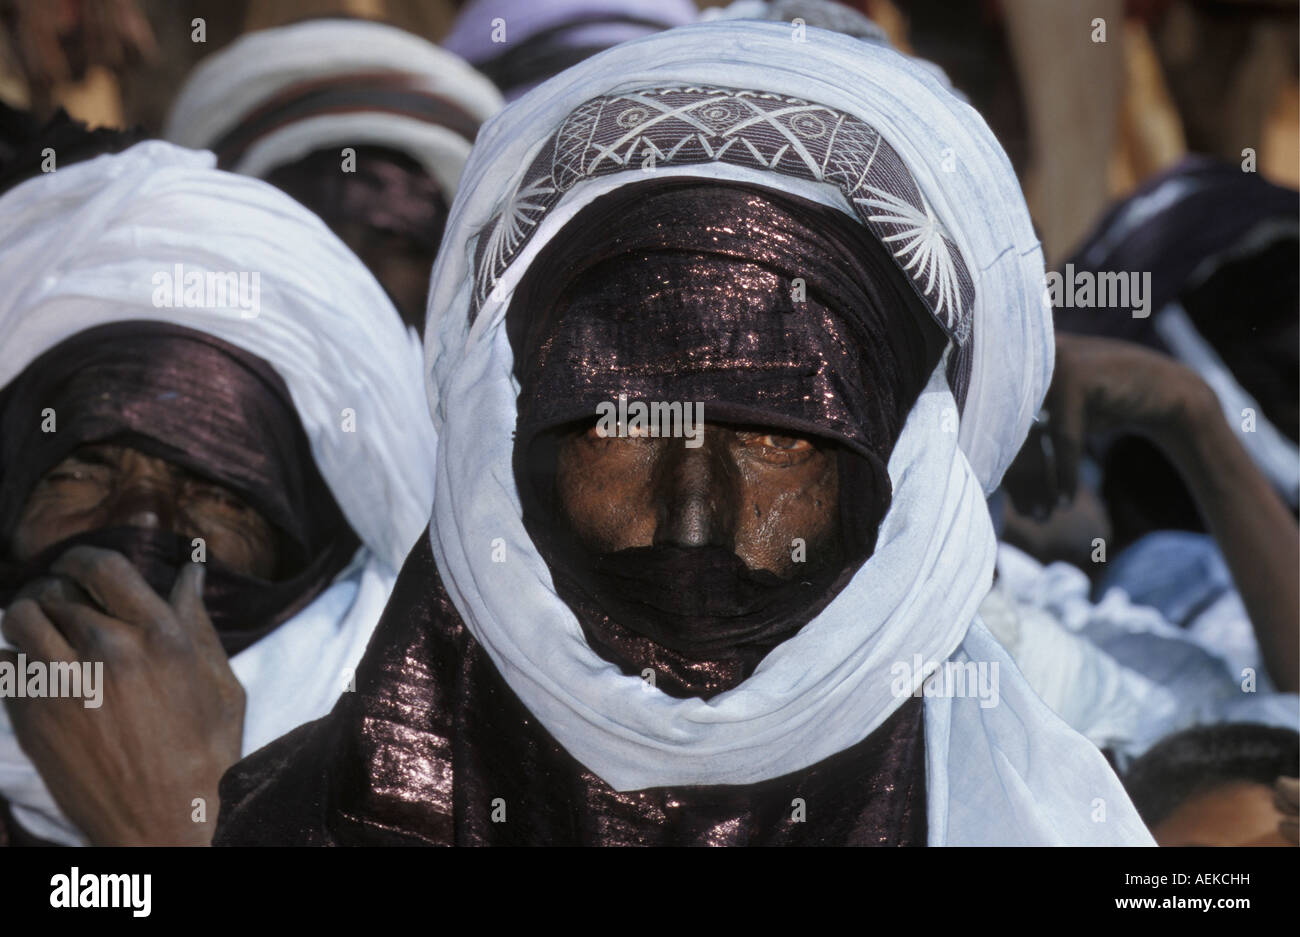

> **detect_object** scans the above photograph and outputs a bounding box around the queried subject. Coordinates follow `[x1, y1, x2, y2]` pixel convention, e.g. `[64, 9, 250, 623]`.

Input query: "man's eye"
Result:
[585, 423, 650, 440]
[42, 467, 105, 485]
[45, 470, 85, 482]
[186, 483, 247, 511]
[756, 434, 812, 452]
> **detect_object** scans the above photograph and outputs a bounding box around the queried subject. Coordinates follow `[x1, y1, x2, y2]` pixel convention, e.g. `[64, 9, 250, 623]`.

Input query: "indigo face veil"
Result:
[264, 145, 450, 330]
[264, 145, 450, 266]
[508, 180, 946, 698]
[0, 321, 359, 655]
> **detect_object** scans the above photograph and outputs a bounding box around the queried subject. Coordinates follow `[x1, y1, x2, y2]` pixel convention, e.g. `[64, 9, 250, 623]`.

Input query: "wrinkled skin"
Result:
[555, 421, 840, 576]
[1, 443, 277, 845]
[10, 443, 278, 575]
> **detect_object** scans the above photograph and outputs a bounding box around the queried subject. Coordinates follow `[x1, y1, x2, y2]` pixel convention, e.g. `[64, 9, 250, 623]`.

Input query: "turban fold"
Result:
[165, 19, 503, 201]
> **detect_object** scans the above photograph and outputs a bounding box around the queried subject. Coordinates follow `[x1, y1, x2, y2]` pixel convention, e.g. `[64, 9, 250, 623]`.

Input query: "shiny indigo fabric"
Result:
[0, 321, 358, 655]
[263, 145, 449, 255]
[511, 181, 946, 697]
[215, 535, 928, 846]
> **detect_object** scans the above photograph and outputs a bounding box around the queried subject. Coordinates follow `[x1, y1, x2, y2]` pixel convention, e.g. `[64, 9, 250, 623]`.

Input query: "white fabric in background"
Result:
[989, 542, 1300, 773]
[979, 575, 1182, 758]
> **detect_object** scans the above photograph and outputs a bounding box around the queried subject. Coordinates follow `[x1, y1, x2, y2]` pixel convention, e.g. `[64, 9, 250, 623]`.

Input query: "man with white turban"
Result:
[0, 133, 435, 846]
[214, 21, 1153, 846]
[165, 18, 503, 332]
[443, 0, 700, 102]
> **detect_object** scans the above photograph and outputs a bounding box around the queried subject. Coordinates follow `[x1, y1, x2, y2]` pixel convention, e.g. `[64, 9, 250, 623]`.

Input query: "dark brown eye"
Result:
[758, 434, 812, 452]
[736, 431, 818, 464]
[584, 422, 650, 441]
[185, 481, 248, 512]
[40, 461, 109, 487]
[45, 469, 88, 483]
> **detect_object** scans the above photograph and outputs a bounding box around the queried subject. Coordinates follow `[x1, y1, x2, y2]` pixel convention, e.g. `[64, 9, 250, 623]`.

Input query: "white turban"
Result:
[420, 22, 1150, 844]
[164, 19, 503, 200]
[443, 0, 701, 101]
[0, 140, 436, 844]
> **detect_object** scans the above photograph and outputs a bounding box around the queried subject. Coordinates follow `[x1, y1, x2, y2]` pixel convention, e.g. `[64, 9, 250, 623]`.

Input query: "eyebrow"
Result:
[64, 445, 122, 468]
[61, 445, 187, 481]
[57, 445, 251, 506]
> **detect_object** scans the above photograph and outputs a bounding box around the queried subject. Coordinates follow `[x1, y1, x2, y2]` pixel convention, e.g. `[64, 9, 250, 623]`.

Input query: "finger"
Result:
[1004, 423, 1055, 521]
[1048, 384, 1084, 503]
[167, 564, 222, 655]
[167, 562, 204, 617]
[38, 598, 131, 660]
[1274, 776, 1299, 814]
[13, 574, 94, 608]
[50, 546, 170, 627]
[0, 648, 30, 724]
[1, 598, 75, 661]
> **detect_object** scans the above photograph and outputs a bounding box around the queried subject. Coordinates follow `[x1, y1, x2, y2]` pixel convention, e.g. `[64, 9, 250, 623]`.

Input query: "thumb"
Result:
[1049, 384, 1084, 504]
[169, 563, 227, 659]
[168, 562, 209, 623]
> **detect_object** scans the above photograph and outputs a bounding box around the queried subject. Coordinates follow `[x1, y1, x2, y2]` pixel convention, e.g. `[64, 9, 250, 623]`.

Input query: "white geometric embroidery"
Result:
[473, 86, 974, 348]
[857, 185, 962, 327]
[476, 174, 555, 303]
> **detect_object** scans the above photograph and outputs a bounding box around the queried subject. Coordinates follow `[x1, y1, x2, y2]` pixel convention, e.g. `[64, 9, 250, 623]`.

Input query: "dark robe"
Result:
[214, 534, 928, 846]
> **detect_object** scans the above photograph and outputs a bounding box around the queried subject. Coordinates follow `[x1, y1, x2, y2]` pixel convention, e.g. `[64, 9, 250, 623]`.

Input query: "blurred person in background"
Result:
[443, 0, 700, 102]
[165, 18, 502, 333]
[1123, 724, 1298, 846]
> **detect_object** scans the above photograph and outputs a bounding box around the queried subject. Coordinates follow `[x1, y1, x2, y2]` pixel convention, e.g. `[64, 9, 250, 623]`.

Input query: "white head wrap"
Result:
[444, 0, 701, 101]
[163, 19, 503, 199]
[703, 0, 891, 44]
[0, 141, 437, 843]
[422, 22, 1150, 844]
[702, 0, 965, 99]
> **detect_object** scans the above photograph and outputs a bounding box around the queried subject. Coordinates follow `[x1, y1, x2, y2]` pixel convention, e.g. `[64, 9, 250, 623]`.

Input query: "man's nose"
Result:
[653, 431, 738, 549]
[104, 476, 177, 532]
